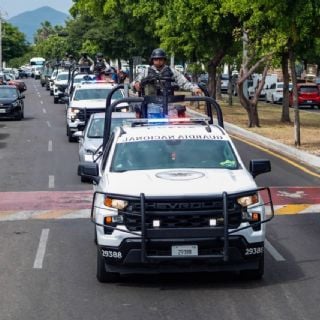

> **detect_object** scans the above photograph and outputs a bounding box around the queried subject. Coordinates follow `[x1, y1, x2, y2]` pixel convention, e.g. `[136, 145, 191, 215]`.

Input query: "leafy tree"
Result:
[154, 0, 240, 98]
[2, 21, 29, 63]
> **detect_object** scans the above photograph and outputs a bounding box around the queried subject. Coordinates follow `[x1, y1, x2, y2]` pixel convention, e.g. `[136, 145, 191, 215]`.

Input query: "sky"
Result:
[0, 0, 74, 18]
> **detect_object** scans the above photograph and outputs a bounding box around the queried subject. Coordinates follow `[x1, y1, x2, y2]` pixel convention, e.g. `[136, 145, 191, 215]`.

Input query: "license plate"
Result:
[171, 245, 198, 256]
[0, 109, 6, 113]
[307, 100, 312, 103]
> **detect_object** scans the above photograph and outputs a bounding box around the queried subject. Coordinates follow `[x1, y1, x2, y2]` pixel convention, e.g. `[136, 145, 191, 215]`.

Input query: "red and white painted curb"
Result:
[0, 187, 319, 221]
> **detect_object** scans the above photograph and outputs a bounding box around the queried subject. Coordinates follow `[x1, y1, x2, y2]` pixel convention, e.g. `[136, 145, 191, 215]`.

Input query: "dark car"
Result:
[7, 79, 27, 93]
[0, 85, 25, 120]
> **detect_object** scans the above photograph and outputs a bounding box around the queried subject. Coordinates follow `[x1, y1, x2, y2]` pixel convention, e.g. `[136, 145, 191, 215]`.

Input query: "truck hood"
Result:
[104, 168, 257, 197]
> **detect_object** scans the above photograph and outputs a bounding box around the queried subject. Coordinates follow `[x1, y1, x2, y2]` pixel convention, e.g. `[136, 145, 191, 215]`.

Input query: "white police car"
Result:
[79, 114, 273, 282]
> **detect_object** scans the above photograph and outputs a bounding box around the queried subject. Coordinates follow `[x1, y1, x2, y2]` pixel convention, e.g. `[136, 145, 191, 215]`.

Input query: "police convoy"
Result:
[76, 49, 274, 283]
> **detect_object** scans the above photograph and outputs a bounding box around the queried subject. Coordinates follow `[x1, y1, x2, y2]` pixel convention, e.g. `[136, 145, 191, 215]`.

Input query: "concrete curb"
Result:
[225, 122, 320, 169]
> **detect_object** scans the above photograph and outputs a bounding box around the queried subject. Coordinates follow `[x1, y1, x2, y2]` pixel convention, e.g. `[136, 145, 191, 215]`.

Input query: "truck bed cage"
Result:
[102, 84, 224, 148]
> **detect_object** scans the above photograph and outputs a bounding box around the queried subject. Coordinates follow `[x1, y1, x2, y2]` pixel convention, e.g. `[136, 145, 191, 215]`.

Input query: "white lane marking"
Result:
[265, 239, 286, 261]
[48, 175, 55, 188]
[42, 108, 47, 114]
[40, 101, 44, 105]
[46, 121, 51, 128]
[48, 140, 53, 152]
[33, 228, 50, 269]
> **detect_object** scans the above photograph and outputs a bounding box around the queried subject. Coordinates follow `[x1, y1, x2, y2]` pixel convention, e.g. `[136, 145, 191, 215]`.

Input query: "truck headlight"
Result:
[68, 108, 80, 117]
[237, 194, 258, 207]
[104, 197, 128, 210]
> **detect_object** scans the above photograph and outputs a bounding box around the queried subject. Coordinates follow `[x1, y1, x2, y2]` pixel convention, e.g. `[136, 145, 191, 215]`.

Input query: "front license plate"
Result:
[0, 109, 6, 113]
[171, 245, 198, 256]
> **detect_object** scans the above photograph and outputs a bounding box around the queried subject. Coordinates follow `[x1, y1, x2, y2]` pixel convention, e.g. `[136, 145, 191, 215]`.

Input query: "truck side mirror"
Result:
[249, 159, 271, 178]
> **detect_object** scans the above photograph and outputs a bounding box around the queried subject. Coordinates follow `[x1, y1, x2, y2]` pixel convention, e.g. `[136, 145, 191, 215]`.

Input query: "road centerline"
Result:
[33, 228, 50, 269]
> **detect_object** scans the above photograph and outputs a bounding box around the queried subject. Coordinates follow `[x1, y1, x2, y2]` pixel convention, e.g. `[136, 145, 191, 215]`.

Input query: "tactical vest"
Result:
[144, 66, 174, 96]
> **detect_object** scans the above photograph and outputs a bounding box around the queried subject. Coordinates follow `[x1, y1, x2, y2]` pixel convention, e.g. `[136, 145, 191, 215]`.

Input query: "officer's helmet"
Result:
[150, 48, 167, 61]
[96, 52, 103, 59]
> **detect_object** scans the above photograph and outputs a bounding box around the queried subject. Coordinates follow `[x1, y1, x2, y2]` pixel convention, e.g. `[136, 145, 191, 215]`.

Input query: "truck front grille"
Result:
[122, 198, 242, 231]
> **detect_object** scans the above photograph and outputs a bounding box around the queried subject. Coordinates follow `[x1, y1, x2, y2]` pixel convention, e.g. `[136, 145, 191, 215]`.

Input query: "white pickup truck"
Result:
[79, 91, 274, 282]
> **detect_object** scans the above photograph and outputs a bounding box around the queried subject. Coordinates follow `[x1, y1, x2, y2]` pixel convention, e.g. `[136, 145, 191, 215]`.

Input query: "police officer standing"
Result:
[132, 48, 202, 96]
[78, 52, 94, 72]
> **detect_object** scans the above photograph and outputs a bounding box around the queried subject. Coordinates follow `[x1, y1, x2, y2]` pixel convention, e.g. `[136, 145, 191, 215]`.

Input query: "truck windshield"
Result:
[111, 140, 239, 172]
[74, 88, 123, 100]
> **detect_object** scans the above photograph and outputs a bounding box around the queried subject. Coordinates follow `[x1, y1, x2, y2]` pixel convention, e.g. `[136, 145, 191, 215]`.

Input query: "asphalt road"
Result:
[0, 78, 320, 320]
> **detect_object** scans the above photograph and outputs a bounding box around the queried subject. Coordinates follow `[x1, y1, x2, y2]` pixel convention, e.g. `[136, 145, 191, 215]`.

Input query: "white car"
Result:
[79, 112, 273, 282]
[265, 82, 293, 104]
[174, 65, 184, 73]
[66, 81, 128, 142]
[53, 71, 69, 103]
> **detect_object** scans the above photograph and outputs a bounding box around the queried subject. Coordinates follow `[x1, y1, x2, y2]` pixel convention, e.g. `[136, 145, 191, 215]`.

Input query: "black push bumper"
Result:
[98, 237, 264, 274]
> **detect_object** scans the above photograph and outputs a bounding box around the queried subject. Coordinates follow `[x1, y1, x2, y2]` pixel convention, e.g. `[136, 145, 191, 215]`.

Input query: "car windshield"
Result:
[73, 88, 123, 100]
[87, 113, 137, 139]
[87, 118, 104, 138]
[111, 140, 239, 172]
[57, 74, 68, 81]
[0, 88, 18, 99]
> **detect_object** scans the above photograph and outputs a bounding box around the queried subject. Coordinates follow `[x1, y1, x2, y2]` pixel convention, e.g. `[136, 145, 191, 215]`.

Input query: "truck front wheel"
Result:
[240, 253, 264, 280]
[96, 248, 120, 283]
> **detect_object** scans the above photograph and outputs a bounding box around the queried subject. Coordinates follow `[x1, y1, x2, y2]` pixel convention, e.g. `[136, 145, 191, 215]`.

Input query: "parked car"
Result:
[0, 85, 25, 120]
[198, 73, 208, 84]
[174, 65, 184, 73]
[7, 79, 27, 93]
[289, 83, 320, 108]
[265, 82, 293, 104]
[221, 74, 229, 94]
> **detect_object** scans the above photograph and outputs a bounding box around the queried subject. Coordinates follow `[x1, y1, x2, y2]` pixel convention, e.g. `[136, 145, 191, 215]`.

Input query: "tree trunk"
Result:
[216, 72, 222, 100]
[289, 47, 300, 146]
[207, 50, 226, 99]
[238, 76, 260, 127]
[227, 64, 233, 106]
[281, 51, 291, 123]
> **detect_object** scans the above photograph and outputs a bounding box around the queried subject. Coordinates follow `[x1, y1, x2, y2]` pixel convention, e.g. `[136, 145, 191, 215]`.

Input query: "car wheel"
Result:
[54, 97, 59, 104]
[67, 126, 76, 142]
[15, 109, 22, 121]
[240, 253, 264, 280]
[94, 226, 97, 245]
[50, 90, 53, 96]
[96, 248, 120, 283]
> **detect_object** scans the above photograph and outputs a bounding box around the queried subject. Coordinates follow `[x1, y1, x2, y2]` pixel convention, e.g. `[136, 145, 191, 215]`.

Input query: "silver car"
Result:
[74, 112, 137, 182]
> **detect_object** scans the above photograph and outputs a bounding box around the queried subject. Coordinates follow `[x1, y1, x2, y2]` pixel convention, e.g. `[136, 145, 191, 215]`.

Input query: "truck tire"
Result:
[96, 248, 120, 283]
[240, 253, 264, 280]
[67, 126, 76, 142]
